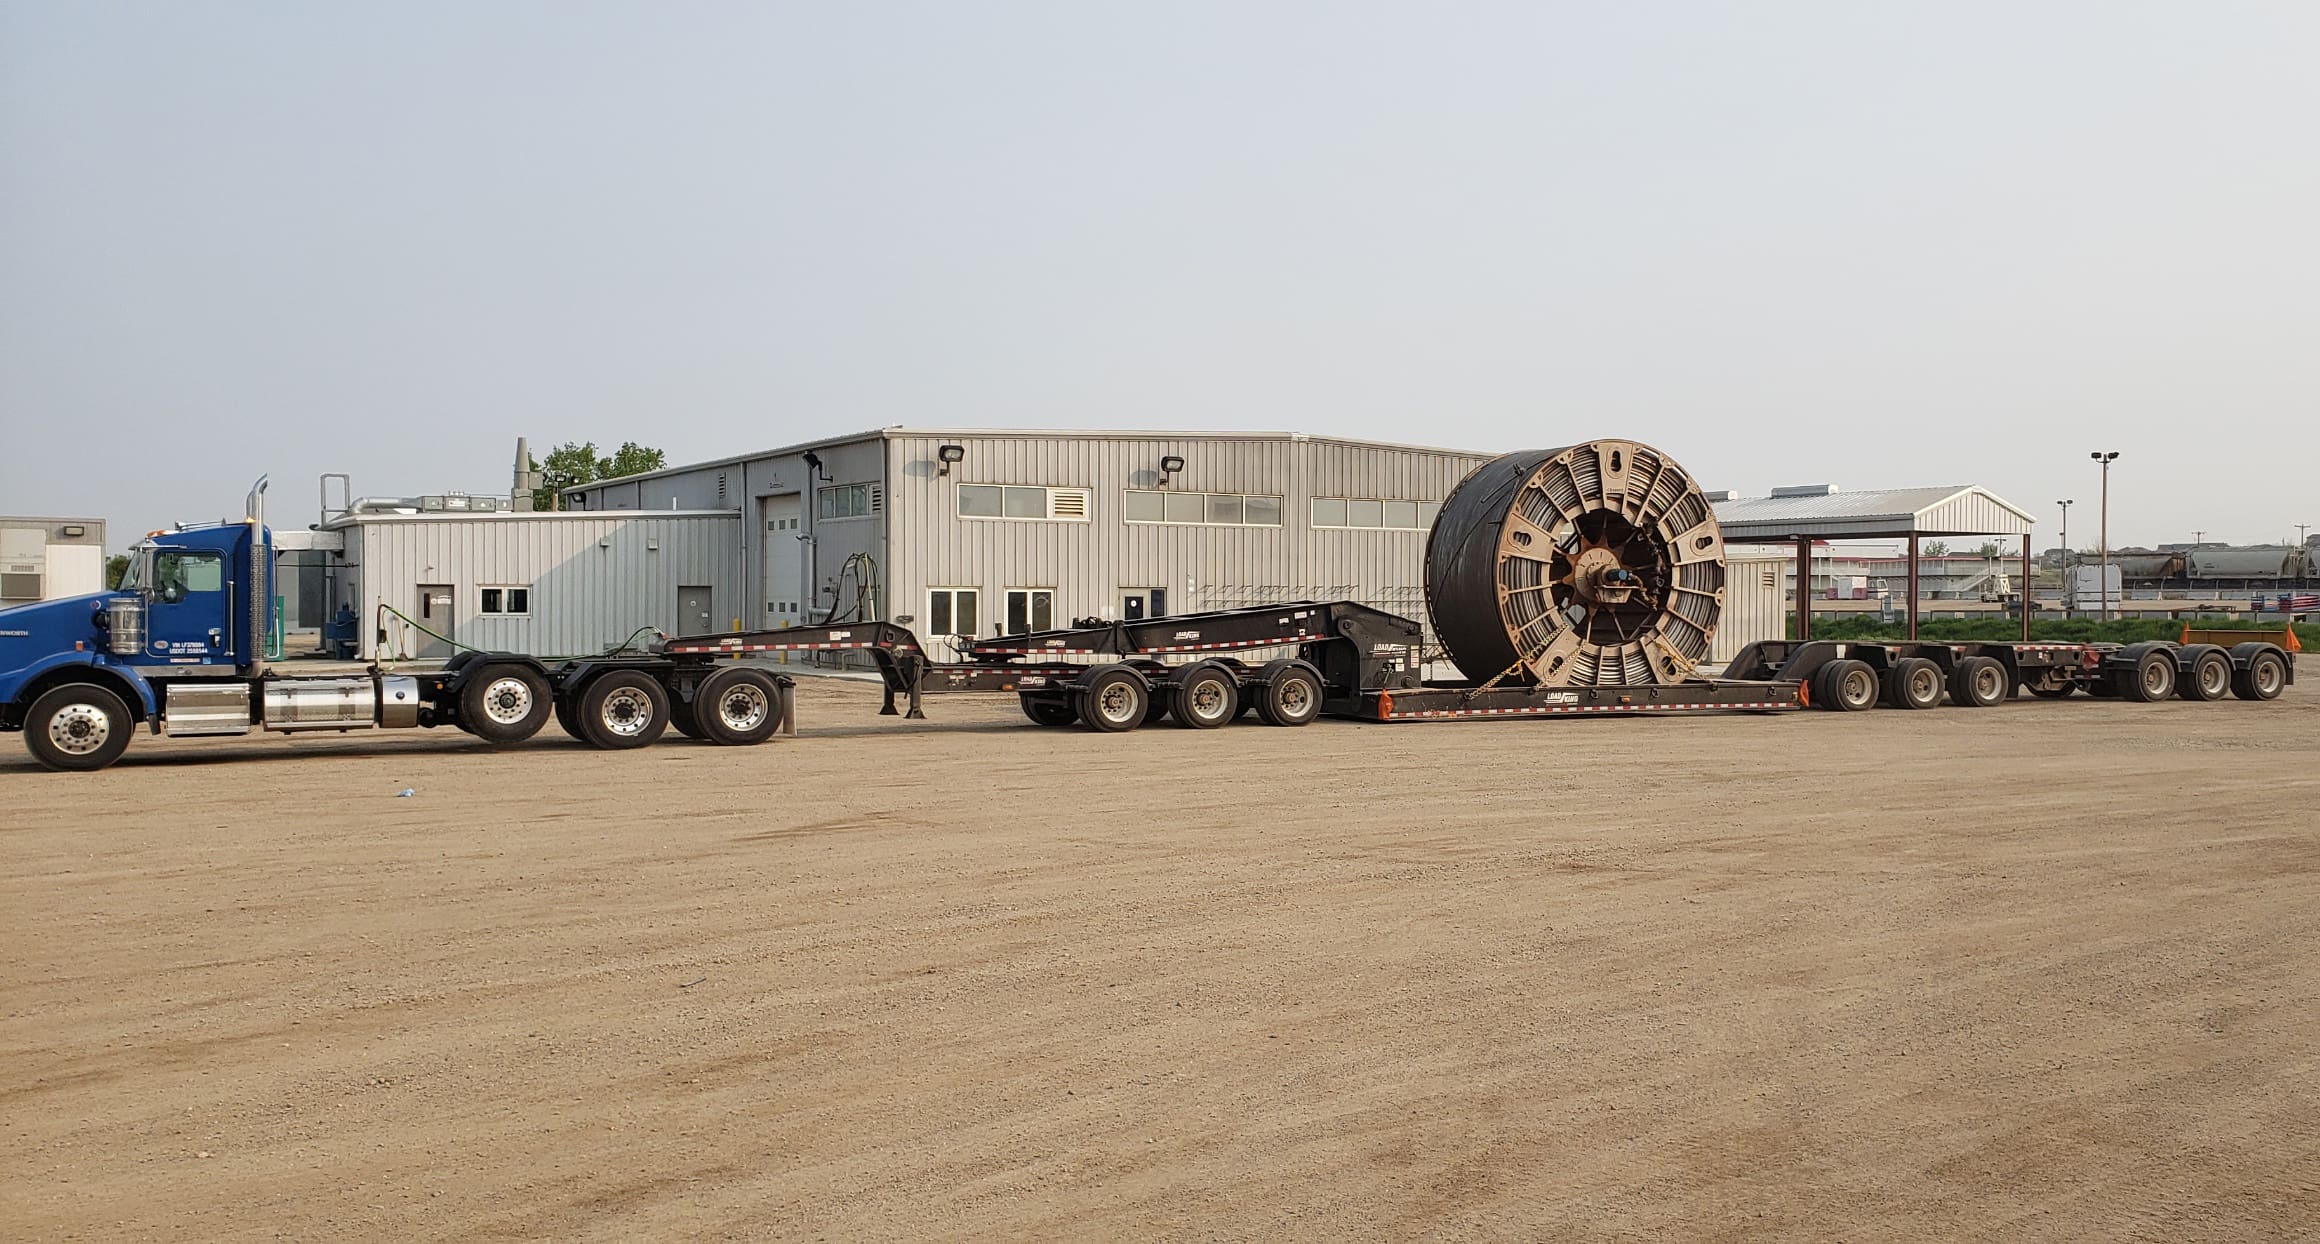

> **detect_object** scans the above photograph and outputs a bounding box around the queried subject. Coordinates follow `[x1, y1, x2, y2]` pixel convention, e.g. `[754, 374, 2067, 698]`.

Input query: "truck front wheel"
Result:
[461, 664, 553, 743]
[24, 683, 135, 772]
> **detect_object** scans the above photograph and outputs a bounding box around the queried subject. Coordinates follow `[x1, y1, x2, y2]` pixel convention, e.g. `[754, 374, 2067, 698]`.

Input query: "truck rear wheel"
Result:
[24, 683, 135, 772]
[1948, 656, 2009, 708]
[577, 671, 669, 749]
[1169, 664, 1238, 729]
[553, 694, 585, 741]
[668, 694, 706, 739]
[2233, 649, 2288, 701]
[2178, 648, 2231, 702]
[461, 664, 552, 743]
[1073, 667, 1149, 733]
[1255, 660, 1324, 726]
[2119, 646, 2176, 702]
[694, 668, 783, 745]
[1882, 657, 1944, 710]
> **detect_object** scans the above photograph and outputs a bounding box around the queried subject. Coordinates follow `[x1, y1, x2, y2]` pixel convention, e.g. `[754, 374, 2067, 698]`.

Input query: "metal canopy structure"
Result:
[1714, 485, 2038, 641]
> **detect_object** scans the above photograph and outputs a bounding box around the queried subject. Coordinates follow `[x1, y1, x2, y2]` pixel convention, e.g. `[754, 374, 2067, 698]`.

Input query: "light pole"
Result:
[2057, 499, 2073, 618]
[2091, 451, 2120, 622]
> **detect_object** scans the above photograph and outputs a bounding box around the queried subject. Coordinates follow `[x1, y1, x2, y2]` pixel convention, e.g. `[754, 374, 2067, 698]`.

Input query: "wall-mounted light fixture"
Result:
[1159, 455, 1186, 488]
[60, 524, 86, 537]
[801, 450, 833, 484]
[937, 444, 965, 476]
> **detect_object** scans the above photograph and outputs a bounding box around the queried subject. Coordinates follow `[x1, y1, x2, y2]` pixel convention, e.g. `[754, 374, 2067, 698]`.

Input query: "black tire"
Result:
[2233, 649, 2288, 701]
[2178, 649, 2231, 702]
[1073, 666, 1149, 733]
[2086, 676, 2118, 697]
[1948, 656, 2009, 708]
[1255, 660, 1325, 727]
[1021, 695, 1077, 727]
[669, 691, 707, 739]
[1816, 659, 1879, 711]
[2119, 646, 2176, 703]
[576, 671, 669, 749]
[1169, 664, 1239, 729]
[693, 668, 784, 745]
[1882, 657, 1945, 710]
[23, 683, 135, 772]
[553, 694, 585, 740]
[460, 663, 553, 743]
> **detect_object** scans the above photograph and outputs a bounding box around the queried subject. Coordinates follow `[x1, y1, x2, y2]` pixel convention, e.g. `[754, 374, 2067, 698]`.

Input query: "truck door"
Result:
[143, 548, 232, 665]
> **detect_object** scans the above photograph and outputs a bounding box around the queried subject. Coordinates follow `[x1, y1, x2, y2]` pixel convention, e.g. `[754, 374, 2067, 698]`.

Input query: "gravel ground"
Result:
[4, 674, 2318, 1240]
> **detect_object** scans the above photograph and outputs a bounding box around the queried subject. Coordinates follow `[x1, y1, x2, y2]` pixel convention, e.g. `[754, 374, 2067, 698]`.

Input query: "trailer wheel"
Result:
[1255, 661, 1324, 727]
[1815, 659, 1879, 711]
[1948, 656, 2009, 708]
[23, 683, 135, 772]
[577, 671, 669, 749]
[552, 693, 585, 741]
[1020, 695, 1078, 727]
[1882, 657, 1944, 710]
[1073, 667, 1149, 733]
[694, 668, 783, 745]
[2178, 648, 2231, 702]
[460, 664, 553, 743]
[2233, 649, 2288, 701]
[2119, 647, 2176, 702]
[1169, 665, 1239, 729]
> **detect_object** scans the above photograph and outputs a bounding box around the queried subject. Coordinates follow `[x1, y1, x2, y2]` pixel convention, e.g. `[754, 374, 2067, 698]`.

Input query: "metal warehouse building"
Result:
[566, 429, 1491, 656]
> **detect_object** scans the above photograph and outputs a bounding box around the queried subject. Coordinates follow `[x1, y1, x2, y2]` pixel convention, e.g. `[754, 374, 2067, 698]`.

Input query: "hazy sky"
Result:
[4, 2, 2314, 550]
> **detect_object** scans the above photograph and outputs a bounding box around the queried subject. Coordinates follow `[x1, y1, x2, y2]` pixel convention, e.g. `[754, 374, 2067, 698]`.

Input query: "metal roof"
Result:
[1715, 485, 2035, 542]
[581, 426, 1488, 491]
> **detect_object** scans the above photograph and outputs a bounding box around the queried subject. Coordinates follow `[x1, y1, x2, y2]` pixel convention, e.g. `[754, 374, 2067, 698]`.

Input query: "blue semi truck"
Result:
[0, 481, 793, 771]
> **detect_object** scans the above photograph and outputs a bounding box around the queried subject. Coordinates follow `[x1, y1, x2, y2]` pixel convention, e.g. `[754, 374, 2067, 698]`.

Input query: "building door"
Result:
[1122, 588, 1167, 621]
[1003, 588, 1054, 635]
[678, 585, 715, 635]
[761, 493, 803, 628]
[415, 583, 454, 660]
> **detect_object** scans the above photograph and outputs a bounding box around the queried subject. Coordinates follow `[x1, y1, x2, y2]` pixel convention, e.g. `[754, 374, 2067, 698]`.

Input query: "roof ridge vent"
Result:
[1769, 484, 1840, 498]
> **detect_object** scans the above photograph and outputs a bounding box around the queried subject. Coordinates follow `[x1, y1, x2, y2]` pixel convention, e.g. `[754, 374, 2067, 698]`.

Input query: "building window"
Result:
[1123, 489, 1284, 527]
[767, 515, 799, 531]
[818, 482, 881, 520]
[928, 588, 980, 638]
[1312, 497, 1440, 530]
[1003, 588, 1054, 635]
[480, 586, 531, 615]
[958, 485, 1091, 522]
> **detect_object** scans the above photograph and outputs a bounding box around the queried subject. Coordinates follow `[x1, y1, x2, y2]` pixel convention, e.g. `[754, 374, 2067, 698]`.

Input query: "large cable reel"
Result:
[1425, 440, 1726, 687]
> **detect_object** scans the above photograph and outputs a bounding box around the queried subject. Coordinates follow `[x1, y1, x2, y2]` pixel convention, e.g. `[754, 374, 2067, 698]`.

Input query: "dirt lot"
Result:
[4, 674, 2318, 1240]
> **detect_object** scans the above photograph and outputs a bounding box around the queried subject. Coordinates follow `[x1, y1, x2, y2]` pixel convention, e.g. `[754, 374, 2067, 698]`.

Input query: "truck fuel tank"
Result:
[263, 677, 380, 730]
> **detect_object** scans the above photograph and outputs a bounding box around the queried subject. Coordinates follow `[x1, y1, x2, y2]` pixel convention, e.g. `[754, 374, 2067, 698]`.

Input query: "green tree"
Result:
[1922, 540, 1948, 557]
[1977, 540, 2001, 558]
[105, 554, 131, 589]
[532, 441, 667, 510]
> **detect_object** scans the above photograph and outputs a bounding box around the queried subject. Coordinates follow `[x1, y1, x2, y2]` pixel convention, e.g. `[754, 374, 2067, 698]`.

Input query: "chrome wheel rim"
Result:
[1844, 669, 1875, 706]
[600, 687, 654, 736]
[717, 683, 769, 731]
[1097, 683, 1137, 724]
[48, 703, 111, 755]
[1280, 678, 1312, 715]
[2200, 661, 2228, 697]
[482, 676, 535, 725]
[1976, 667, 2005, 700]
[1189, 680, 1227, 719]
[2258, 660, 2283, 695]
[1909, 668, 1940, 702]
[2142, 663, 2169, 696]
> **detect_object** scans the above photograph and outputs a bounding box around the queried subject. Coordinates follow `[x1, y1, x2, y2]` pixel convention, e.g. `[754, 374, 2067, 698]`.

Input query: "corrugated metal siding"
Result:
[885, 433, 1490, 654]
[1713, 555, 1789, 668]
[339, 513, 742, 658]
